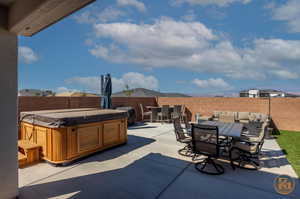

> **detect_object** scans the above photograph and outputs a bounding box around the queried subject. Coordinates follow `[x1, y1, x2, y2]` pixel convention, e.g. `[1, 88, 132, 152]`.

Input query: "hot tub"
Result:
[20, 108, 128, 164]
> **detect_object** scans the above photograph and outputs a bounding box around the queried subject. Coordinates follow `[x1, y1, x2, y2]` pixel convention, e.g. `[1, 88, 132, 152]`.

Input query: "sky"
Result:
[19, 0, 300, 96]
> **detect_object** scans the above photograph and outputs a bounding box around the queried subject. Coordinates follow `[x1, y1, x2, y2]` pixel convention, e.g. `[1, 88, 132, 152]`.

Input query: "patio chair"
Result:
[181, 105, 187, 122]
[237, 112, 250, 123]
[229, 122, 268, 170]
[158, 105, 171, 122]
[150, 107, 159, 122]
[173, 117, 193, 157]
[249, 112, 260, 122]
[139, 104, 152, 122]
[260, 114, 269, 123]
[212, 111, 221, 121]
[191, 123, 225, 175]
[171, 105, 182, 119]
[183, 115, 191, 133]
[219, 112, 235, 123]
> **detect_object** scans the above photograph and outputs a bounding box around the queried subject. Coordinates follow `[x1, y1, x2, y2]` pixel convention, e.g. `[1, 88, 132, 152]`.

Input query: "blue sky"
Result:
[19, 0, 300, 96]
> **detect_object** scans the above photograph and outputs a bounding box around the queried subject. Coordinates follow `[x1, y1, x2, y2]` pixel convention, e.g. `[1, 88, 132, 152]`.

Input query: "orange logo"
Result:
[274, 175, 295, 195]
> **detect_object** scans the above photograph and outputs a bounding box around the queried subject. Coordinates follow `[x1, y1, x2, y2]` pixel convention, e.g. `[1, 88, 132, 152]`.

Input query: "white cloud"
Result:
[192, 78, 233, 90]
[171, 0, 251, 7]
[65, 76, 100, 92]
[65, 72, 159, 92]
[270, 70, 299, 79]
[74, 11, 95, 24]
[113, 72, 159, 91]
[88, 18, 300, 80]
[270, 0, 300, 33]
[117, 0, 146, 12]
[74, 7, 125, 24]
[97, 7, 126, 23]
[18, 46, 38, 64]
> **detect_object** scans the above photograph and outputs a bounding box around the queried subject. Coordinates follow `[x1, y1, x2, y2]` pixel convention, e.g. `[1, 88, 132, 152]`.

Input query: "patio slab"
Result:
[19, 122, 299, 199]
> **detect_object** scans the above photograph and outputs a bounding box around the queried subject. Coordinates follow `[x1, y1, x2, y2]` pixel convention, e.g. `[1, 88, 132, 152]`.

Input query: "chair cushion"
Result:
[181, 137, 192, 143]
[238, 112, 249, 120]
[240, 134, 261, 142]
[233, 141, 257, 153]
[260, 114, 269, 122]
[199, 116, 213, 121]
[213, 111, 220, 117]
[239, 119, 249, 124]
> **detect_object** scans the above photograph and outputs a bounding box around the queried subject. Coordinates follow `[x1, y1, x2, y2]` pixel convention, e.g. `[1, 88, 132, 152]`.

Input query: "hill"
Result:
[112, 88, 190, 97]
[55, 92, 98, 97]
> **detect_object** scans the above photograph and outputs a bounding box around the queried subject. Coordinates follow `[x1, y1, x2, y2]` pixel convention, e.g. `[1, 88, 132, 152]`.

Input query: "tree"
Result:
[123, 85, 133, 97]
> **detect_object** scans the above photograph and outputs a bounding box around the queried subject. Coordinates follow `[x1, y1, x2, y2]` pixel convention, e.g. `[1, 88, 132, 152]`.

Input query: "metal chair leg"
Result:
[195, 157, 224, 175]
[178, 144, 193, 157]
[230, 151, 260, 170]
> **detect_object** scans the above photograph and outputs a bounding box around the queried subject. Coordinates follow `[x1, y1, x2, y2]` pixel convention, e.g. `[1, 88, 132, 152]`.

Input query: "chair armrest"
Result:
[235, 139, 260, 145]
[267, 127, 273, 133]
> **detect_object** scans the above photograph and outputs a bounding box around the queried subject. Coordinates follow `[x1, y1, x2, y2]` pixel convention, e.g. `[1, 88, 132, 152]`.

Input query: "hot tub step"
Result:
[18, 140, 41, 167]
[18, 152, 27, 168]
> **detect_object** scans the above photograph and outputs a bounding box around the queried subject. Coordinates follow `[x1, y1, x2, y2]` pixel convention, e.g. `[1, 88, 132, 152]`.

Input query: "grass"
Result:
[276, 130, 300, 178]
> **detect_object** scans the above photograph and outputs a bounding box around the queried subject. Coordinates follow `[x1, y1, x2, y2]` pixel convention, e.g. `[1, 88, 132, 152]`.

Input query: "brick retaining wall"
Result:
[18, 96, 300, 131]
[157, 97, 300, 132]
[18, 96, 101, 113]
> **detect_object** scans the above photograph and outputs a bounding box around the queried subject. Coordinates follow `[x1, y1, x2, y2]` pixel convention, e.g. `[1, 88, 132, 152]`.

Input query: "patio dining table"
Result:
[146, 106, 174, 111]
[197, 120, 244, 138]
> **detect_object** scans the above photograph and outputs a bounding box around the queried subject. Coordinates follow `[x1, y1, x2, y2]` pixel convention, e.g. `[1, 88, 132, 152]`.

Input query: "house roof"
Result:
[240, 89, 283, 93]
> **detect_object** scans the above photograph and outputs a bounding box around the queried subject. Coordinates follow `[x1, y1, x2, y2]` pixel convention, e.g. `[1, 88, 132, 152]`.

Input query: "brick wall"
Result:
[270, 98, 300, 132]
[18, 96, 157, 121]
[157, 97, 268, 121]
[157, 97, 300, 132]
[18, 96, 300, 131]
[18, 96, 101, 113]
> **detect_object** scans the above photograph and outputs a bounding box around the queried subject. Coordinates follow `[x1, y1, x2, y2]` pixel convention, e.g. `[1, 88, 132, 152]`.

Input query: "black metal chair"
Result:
[229, 122, 268, 170]
[173, 117, 193, 157]
[191, 123, 225, 175]
[171, 105, 182, 119]
[150, 107, 158, 122]
[158, 105, 170, 122]
[183, 115, 191, 133]
[181, 105, 187, 122]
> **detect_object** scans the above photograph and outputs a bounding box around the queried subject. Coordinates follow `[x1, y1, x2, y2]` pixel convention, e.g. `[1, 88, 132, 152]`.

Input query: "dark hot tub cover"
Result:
[20, 108, 128, 128]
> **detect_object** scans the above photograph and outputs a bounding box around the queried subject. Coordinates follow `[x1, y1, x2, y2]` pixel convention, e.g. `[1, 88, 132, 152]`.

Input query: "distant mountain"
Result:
[112, 88, 190, 97]
[56, 92, 98, 97]
[19, 89, 55, 96]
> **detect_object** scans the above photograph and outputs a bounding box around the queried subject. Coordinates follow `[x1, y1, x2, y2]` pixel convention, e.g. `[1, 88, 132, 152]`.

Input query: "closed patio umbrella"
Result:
[101, 74, 112, 109]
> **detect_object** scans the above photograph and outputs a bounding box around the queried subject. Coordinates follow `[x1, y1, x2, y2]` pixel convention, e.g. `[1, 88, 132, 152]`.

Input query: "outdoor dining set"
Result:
[173, 110, 273, 175]
[140, 103, 273, 175]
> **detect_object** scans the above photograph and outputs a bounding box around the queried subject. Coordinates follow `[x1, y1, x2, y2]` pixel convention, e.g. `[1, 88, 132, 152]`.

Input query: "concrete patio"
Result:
[19, 123, 299, 199]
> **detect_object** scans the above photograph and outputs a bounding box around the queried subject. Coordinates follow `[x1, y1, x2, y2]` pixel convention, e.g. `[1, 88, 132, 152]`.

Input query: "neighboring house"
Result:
[240, 89, 299, 98]
[112, 88, 190, 97]
[55, 92, 98, 97]
[18, 89, 55, 96]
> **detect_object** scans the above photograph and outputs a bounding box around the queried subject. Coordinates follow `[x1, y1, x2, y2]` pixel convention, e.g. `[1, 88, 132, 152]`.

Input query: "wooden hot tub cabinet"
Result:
[20, 109, 128, 164]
